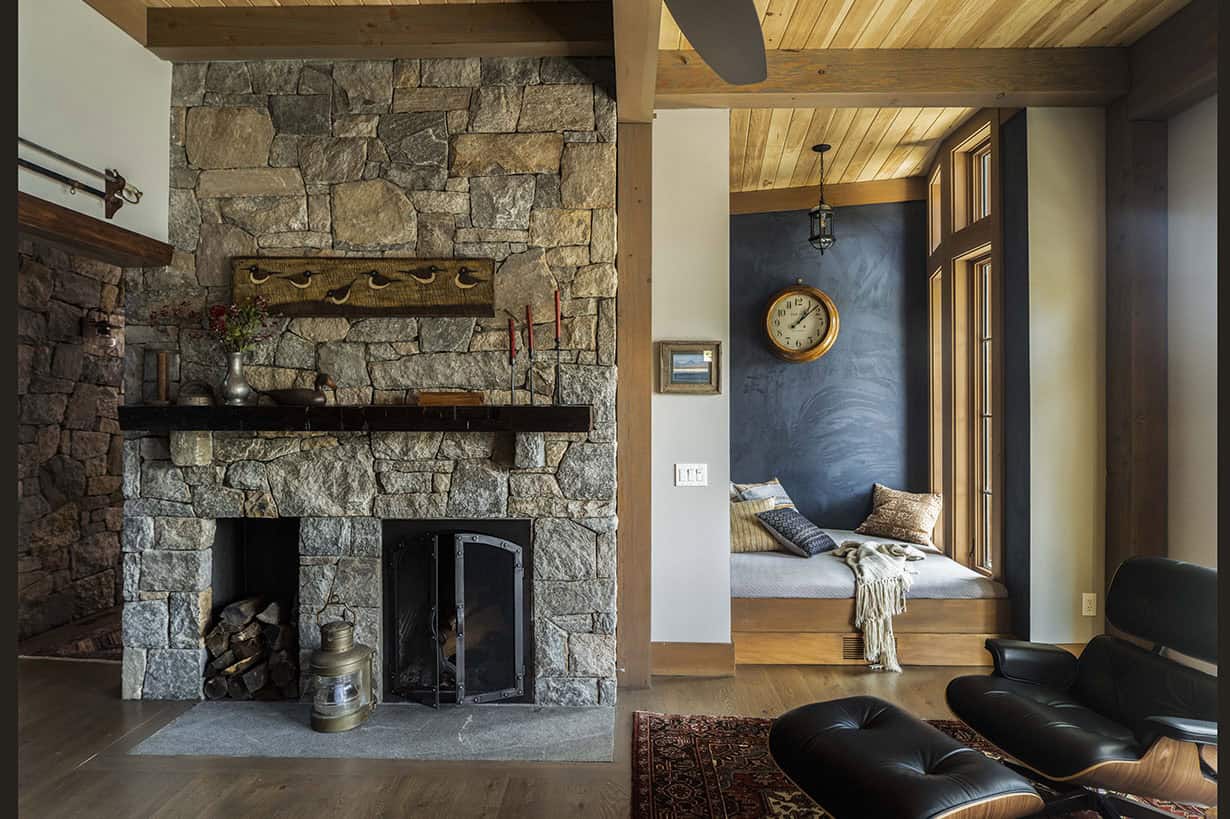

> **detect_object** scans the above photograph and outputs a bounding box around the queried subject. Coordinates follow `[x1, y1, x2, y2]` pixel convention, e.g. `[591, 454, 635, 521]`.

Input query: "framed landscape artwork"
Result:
[657, 340, 721, 394]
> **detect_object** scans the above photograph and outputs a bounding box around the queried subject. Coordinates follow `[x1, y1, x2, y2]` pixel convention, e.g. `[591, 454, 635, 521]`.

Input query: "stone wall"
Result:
[17, 238, 126, 639]
[122, 57, 618, 705]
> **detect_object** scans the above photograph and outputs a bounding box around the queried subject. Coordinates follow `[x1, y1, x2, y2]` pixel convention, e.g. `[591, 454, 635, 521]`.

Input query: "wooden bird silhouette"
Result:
[244, 264, 273, 285]
[324, 278, 359, 305]
[282, 269, 316, 289]
[362, 269, 402, 290]
[401, 265, 441, 285]
[454, 267, 484, 290]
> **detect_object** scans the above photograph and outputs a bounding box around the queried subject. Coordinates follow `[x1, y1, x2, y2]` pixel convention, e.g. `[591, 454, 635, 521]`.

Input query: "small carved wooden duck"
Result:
[244, 264, 274, 285]
[282, 269, 316, 289]
[363, 269, 401, 290]
[402, 265, 440, 285]
[261, 373, 337, 406]
[324, 279, 357, 304]
[454, 266, 484, 289]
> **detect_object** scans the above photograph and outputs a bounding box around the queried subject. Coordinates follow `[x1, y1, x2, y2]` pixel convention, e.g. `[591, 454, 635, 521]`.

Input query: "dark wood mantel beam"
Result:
[144, 2, 614, 60]
[656, 48, 1130, 109]
[18, 193, 172, 269]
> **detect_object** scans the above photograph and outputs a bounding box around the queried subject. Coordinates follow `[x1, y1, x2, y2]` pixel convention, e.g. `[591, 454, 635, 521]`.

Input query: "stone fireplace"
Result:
[120, 55, 618, 707]
[121, 429, 617, 706]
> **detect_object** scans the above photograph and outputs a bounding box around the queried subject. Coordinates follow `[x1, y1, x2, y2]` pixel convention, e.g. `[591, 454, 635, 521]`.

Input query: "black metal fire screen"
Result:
[385, 531, 526, 707]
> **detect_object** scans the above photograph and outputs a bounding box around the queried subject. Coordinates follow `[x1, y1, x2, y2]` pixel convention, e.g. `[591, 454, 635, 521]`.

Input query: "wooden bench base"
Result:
[733, 597, 1012, 666]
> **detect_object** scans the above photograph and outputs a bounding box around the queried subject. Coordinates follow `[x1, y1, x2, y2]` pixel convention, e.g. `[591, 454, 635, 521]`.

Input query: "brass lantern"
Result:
[808, 143, 835, 253]
[307, 621, 375, 733]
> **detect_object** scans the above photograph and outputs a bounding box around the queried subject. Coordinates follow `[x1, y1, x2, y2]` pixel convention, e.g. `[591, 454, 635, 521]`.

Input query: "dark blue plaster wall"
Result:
[729, 202, 929, 529]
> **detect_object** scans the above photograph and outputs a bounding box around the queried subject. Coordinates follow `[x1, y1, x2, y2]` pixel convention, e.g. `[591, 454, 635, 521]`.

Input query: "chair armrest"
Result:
[985, 639, 1078, 689]
[1136, 716, 1218, 749]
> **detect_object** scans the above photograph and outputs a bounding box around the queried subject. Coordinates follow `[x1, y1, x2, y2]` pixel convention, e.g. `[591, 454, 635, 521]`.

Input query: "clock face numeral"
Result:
[764, 286, 839, 362]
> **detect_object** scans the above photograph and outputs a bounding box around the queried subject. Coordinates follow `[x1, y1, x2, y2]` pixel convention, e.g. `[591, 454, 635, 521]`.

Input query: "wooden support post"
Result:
[1104, 99, 1168, 590]
[616, 122, 653, 689]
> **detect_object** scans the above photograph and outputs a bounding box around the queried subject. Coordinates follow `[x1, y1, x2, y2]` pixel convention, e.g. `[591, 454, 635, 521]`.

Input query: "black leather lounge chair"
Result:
[946, 557, 1217, 818]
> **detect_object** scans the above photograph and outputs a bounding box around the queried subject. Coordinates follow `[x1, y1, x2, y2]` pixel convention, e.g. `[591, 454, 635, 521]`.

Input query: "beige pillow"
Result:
[731, 497, 780, 553]
[733, 478, 796, 509]
[855, 483, 943, 550]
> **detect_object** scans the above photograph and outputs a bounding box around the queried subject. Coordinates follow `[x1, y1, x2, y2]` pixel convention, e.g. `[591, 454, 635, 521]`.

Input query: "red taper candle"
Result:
[508, 317, 516, 362]
[526, 304, 534, 354]
[554, 290, 562, 341]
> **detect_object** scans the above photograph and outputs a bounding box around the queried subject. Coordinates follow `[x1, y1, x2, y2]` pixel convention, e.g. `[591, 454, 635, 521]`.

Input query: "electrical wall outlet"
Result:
[674, 463, 708, 486]
[1081, 592, 1098, 617]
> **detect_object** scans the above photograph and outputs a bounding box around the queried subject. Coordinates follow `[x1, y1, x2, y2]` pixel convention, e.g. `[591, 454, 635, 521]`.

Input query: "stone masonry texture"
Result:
[18, 238, 126, 640]
[123, 57, 617, 706]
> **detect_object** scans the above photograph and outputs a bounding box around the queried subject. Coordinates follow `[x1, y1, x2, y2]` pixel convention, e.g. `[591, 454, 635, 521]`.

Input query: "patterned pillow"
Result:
[756, 508, 836, 557]
[730, 498, 780, 553]
[854, 483, 943, 551]
[734, 478, 796, 509]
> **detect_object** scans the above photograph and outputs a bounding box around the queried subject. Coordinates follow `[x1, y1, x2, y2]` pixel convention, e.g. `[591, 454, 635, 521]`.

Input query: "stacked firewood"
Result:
[202, 597, 299, 701]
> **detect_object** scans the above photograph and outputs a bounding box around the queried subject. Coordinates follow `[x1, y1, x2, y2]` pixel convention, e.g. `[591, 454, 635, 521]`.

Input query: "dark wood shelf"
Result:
[118, 404, 591, 433]
[18, 192, 174, 268]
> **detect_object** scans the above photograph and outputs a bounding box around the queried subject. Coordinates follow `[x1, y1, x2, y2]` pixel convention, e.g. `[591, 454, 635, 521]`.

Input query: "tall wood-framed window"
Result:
[928, 268, 945, 553]
[970, 253, 996, 574]
[926, 110, 1004, 578]
[971, 142, 992, 221]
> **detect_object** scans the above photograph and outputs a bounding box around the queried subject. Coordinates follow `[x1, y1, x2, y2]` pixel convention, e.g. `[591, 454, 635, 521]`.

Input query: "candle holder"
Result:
[526, 304, 536, 406]
[508, 316, 517, 406]
[553, 290, 562, 406]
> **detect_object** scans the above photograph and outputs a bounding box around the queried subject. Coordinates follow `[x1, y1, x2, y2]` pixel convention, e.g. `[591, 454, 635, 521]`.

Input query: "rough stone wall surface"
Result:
[17, 237, 126, 640]
[123, 57, 617, 705]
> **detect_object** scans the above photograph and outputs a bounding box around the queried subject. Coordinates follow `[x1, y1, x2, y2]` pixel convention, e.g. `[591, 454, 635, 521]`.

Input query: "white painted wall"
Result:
[1026, 109, 1106, 643]
[1167, 95, 1218, 568]
[651, 109, 732, 644]
[18, 0, 171, 241]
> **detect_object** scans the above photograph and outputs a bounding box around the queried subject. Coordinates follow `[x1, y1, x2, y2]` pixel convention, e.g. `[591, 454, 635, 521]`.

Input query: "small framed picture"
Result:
[657, 340, 721, 394]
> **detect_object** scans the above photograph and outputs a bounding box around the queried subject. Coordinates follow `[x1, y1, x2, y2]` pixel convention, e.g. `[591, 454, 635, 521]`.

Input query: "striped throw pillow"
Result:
[730, 497, 780, 553]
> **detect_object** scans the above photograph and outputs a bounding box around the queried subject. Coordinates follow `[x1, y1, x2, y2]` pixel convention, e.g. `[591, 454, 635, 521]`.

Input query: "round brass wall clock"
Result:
[764, 282, 840, 362]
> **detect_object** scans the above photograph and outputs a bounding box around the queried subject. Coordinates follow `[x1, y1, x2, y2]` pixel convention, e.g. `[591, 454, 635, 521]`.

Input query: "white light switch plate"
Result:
[674, 463, 708, 486]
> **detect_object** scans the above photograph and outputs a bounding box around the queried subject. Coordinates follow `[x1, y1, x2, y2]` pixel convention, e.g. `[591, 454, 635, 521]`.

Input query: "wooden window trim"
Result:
[926, 110, 1004, 578]
[929, 268, 945, 553]
[950, 122, 993, 233]
[928, 167, 943, 254]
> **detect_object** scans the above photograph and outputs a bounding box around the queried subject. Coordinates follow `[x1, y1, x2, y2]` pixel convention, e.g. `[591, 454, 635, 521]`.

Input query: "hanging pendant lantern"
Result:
[307, 621, 375, 733]
[808, 143, 836, 253]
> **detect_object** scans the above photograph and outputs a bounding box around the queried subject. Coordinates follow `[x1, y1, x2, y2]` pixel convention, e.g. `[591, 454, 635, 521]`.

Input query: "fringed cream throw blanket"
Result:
[831, 541, 926, 672]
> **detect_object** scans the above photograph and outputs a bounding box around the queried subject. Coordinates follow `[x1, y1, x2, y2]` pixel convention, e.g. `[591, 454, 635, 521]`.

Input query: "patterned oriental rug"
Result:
[631, 711, 1209, 819]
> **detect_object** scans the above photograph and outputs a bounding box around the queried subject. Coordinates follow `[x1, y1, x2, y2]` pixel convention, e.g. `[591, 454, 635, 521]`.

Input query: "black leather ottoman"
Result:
[769, 696, 1043, 819]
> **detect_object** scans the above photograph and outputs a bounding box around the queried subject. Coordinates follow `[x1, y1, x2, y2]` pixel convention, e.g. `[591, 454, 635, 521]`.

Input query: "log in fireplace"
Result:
[382, 520, 534, 707]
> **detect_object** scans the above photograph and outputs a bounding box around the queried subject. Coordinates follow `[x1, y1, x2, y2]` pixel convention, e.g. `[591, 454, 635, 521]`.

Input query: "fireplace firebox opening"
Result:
[382, 519, 534, 706]
[204, 518, 300, 701]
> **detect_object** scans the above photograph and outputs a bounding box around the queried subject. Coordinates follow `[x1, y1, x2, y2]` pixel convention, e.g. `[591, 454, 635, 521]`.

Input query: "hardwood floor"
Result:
[18, 657, 967, 817]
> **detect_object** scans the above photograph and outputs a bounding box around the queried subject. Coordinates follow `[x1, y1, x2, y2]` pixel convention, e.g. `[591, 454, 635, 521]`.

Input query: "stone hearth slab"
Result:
[130, 702, 615, 762]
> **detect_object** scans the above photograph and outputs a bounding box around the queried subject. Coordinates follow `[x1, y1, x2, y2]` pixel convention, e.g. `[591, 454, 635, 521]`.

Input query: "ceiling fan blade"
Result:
[664, 0, 767, 86]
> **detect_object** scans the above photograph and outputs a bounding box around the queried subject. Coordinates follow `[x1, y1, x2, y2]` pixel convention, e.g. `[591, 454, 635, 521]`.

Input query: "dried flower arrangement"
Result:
[208, 297, 274, 354]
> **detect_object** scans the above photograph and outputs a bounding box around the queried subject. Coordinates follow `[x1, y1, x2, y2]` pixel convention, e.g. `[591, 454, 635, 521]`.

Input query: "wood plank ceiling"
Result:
[128, 0, 1190, 194]
[663, 0, 1192, 193]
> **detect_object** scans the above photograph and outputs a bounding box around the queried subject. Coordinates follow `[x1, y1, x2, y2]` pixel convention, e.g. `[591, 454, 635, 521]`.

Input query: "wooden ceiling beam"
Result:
[145, 2, 614, 61]
[1126, 0, 1217, 121]
[83, 0, 148, 46]
[730, 177, 928, 215]
[656, 48, 1130, 109]
[612, 0, 663, 123]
